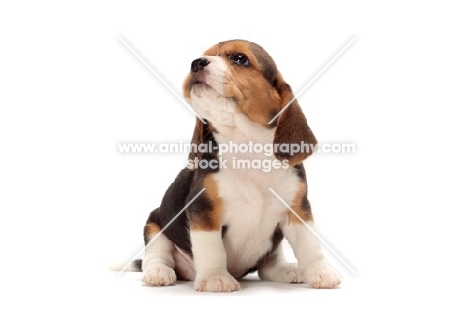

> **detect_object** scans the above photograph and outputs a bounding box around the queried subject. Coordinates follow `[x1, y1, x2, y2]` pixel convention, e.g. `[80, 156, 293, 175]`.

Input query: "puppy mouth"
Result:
[194, 72, 210, 85]
[187, 72, 208, 87]
[186, 72, 232, 101]
[190, 73, 221, 93]
[192, 78, 213, 91]
[194, 79, 208, 87]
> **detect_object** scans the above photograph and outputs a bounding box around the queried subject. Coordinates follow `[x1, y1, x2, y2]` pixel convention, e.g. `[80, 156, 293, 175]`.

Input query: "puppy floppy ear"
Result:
[273, 73, 317, 166]
[188, 118, 216, 165]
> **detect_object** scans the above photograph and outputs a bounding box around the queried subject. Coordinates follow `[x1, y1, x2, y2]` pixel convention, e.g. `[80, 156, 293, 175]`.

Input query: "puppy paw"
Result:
[195, 273, 241, 292]
[304, 265, 342, 289]
[277, 266, 301, 283]
[259, 263, 301, 283]
[142, 264, 176, 286]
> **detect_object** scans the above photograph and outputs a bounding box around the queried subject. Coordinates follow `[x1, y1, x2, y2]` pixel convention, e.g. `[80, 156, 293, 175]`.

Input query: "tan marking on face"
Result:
[184, 40, 317, 165]
[183, 40, 283, 127]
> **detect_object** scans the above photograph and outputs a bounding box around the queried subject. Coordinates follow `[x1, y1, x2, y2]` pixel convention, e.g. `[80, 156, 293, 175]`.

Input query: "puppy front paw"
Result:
[195, 273, 241, 292]
[142, 264, 176, 286]
[304, 265, 342, 289]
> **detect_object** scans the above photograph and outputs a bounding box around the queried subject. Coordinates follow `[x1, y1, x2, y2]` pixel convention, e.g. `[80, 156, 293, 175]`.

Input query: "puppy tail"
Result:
[108, 259, 142, 272]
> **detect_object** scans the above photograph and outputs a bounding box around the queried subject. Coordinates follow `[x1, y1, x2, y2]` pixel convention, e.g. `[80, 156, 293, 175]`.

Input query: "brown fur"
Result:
[188, 119, 216, 164]
[287, 181, 313, 224]
[273, 73, 317, 166]
[183, 40, 317, 166]
[144, 222, 161, 243]
[189, 175, 223, 231]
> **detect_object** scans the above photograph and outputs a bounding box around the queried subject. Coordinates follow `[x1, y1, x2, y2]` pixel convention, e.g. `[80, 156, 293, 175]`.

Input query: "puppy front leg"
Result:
[282, 222, 342, 289]
[190, 230, 240, 292]
[188, 178, 240, 292]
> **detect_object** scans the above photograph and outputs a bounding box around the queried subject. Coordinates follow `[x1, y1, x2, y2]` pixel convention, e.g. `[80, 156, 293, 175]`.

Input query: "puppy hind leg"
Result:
[142, 222, 177, 286]
[258, 242, 301, 283]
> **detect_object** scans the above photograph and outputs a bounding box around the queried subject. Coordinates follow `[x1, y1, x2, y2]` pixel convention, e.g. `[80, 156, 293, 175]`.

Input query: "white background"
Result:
[1, 0, 467, 310]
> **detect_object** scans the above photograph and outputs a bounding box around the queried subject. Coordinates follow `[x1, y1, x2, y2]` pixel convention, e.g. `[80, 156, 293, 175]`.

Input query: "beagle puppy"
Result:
[135, 40, 342, 292]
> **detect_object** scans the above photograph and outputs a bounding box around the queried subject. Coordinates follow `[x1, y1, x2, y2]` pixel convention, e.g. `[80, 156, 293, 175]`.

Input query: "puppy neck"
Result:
[213, 112, 275, 146]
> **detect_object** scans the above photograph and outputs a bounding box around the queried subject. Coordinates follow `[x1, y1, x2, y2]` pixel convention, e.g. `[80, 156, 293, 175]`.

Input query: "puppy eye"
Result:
[229, 53, 250, 66]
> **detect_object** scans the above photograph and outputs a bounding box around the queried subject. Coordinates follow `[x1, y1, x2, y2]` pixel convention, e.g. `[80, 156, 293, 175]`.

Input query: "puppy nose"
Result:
[191, 58, 210, 73]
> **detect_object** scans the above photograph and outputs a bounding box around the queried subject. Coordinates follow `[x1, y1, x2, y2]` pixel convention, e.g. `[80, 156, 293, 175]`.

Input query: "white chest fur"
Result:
[214, 166, 299, 277]
[189, 87, 302, 276]
[210, 113, 301, 277]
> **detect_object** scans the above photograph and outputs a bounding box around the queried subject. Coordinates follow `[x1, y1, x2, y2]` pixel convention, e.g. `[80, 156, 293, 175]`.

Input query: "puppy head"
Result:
[184, 40, 317, 166]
